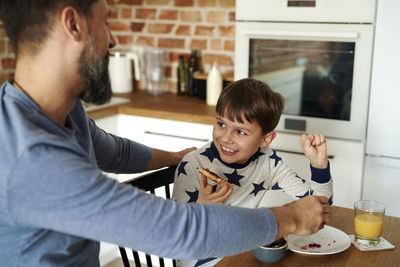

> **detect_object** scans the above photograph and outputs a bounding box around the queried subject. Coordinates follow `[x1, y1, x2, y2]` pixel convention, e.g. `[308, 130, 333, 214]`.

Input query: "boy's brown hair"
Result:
[216, 78, 285, 134]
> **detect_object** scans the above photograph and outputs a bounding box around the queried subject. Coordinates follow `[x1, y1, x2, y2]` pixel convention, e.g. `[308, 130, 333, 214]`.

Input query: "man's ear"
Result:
[60, 6, 86, 41]
[260, 131, 276, 148]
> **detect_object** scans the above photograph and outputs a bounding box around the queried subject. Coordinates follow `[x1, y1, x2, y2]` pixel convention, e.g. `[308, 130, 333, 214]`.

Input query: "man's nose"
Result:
[109, 30, 117, 49]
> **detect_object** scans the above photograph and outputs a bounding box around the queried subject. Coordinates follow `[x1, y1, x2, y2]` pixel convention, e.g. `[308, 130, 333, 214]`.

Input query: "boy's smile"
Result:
[221, 145, 238, 154]
[212, 113, 274, 165]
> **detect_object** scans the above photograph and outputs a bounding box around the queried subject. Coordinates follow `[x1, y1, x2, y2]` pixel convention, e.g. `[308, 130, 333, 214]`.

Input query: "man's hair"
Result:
[216, 78, 285, 134]
[0, 0, 97, 56]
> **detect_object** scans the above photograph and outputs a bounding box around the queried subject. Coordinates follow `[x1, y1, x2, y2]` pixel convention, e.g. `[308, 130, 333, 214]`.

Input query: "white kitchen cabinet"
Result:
[94, 115, 120, 135]
[271, 132, 365, 209]
[117, 114, 213, 151]
[95, 114, 212, 151]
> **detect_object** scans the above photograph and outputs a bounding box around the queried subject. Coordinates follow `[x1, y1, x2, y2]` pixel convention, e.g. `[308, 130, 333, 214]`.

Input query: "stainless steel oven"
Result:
[234, 0, 377, 141]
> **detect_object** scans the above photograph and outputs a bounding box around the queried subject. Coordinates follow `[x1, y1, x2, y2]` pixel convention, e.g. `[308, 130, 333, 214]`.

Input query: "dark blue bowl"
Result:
[253, 239, 288, 263]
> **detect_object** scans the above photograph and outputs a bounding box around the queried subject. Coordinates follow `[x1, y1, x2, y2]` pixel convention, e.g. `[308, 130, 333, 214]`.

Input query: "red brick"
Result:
[181, 11, 202, 22]
[109, 7, 118, 18]
[229, 11, 235, 21]
[159, 10, 179, 20]
[175, 0, 194, 7]
[136, 9, 156, 19]
[2, 58, 16, 70]
[148, 0, 170, 4]
[0, 74, 8, 84]
[203, 53, 233, 66]
[175, 25, 191, 36]
[0, 73, 13, 84]
[7, 41, 13, 53]
[108, 21, 130, 31]
[158, 38, 185, 49]
[106, 0, 117, 6]
[116, 35, 134, 45]
[198, 0, 216, 6]
[0, 41, 5, 53]
[118, 0, 143, 5]
[207, 11, 226, 23]
[130, 22, 145, 32]
[169, 52, 190, 63]
[220, 0, 235, 8]
[218, 25, 235, 37]
[121, 8, 132, 18]
[169, 53, 177, 62]
[190, 39, 207, 50]
[165, 65, 172, 78]
[210, 39, 221, 50]
[194, 26, 214, 36]
[148, 23, 175, 34]
[136, 36, 155, 46]
[224, 40, 235, 51]
[0, 24, 6, 37]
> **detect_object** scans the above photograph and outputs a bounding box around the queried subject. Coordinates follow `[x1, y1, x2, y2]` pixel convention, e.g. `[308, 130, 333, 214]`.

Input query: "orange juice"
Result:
[354, 213, 384, 238]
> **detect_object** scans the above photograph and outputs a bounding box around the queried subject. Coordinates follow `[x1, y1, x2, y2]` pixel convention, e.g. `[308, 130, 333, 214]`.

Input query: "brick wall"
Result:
[0, 0, 236, 92]
[0, 21, 15, 84]
[108, 0, 236, 92]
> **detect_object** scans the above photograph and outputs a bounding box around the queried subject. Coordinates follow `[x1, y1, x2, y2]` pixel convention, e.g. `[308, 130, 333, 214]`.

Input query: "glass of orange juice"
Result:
[354, 200, 386, 246]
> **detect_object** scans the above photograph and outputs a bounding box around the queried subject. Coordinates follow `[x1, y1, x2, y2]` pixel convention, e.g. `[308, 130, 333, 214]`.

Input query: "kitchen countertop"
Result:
[87, 90, 217, 125]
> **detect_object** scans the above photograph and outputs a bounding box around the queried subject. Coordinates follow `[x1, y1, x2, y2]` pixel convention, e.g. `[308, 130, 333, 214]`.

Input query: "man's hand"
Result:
[270, 195, 332, 239]
[173, 147, 197, 165]
[300, 134, 328, 169]
[196, 173, 233, 204]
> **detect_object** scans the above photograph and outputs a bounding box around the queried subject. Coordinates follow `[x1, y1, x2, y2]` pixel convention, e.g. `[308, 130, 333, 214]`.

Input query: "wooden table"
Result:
[216, 206, 400, 267]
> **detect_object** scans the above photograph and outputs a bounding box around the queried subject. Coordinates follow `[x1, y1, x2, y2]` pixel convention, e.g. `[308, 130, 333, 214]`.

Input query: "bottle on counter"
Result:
[188, 50, 199, 97]
[206, 62, 223, 106]
[177, 55, 188, 95]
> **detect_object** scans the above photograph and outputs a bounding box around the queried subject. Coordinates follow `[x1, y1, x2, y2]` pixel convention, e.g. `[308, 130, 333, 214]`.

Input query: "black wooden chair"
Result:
[119, 166, 177, 267]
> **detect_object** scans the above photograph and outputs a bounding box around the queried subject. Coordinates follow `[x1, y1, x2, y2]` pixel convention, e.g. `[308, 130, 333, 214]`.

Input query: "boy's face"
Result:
[212, 113, 275, 165]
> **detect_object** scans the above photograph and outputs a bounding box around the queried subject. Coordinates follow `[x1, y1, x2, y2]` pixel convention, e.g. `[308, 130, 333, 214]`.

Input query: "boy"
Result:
[172, 78, 333, 267]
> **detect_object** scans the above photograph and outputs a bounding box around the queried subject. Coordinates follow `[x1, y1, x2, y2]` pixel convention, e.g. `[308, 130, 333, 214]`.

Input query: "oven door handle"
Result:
[243, 29, 359, 40]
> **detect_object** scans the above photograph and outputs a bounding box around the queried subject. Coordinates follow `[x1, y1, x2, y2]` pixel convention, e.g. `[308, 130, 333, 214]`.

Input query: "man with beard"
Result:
[0, 0, 332, 266]
[79, 26, 113, 106]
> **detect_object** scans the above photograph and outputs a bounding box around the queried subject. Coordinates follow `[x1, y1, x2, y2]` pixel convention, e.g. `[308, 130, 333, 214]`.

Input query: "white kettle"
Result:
[108, 52, 140, 94]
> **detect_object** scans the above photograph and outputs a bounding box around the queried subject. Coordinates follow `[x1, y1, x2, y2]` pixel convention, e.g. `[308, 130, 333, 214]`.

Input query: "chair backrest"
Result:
[119, 166, 177, 267]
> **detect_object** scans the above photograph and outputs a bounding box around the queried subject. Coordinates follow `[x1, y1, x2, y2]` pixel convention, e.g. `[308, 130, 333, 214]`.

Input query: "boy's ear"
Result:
[60, 6, 86, 41]
[260, 131, 276, 148]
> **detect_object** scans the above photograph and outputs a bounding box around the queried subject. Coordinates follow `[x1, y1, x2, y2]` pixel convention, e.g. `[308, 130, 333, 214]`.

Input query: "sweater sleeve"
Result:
[268, 150, 333, 202]
[88, 118, 152, 174]
[8, 143, 278, 260]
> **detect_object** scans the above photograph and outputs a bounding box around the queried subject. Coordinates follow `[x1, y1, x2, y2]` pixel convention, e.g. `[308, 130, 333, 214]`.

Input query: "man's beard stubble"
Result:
[79, 36, 112, 105]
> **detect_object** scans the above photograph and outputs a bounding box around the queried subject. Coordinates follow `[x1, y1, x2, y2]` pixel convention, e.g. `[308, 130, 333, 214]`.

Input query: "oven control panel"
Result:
[236, 0, 376, 23]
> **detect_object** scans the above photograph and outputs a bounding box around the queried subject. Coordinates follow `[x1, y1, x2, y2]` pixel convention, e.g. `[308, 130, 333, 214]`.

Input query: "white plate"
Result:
[287, 225, 351, 255]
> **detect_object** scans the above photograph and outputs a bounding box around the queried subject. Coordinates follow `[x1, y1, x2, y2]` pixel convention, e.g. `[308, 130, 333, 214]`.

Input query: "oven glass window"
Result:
[249, 39, 355, 121]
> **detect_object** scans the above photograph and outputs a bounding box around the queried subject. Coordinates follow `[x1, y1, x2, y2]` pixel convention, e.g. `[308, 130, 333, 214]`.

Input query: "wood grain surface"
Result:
[216, 206, 399, 267]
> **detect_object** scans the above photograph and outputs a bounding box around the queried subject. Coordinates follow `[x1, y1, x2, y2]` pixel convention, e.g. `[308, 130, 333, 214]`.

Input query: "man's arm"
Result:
[146, 147, 196, 170]
[89, 117, 194, 173]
